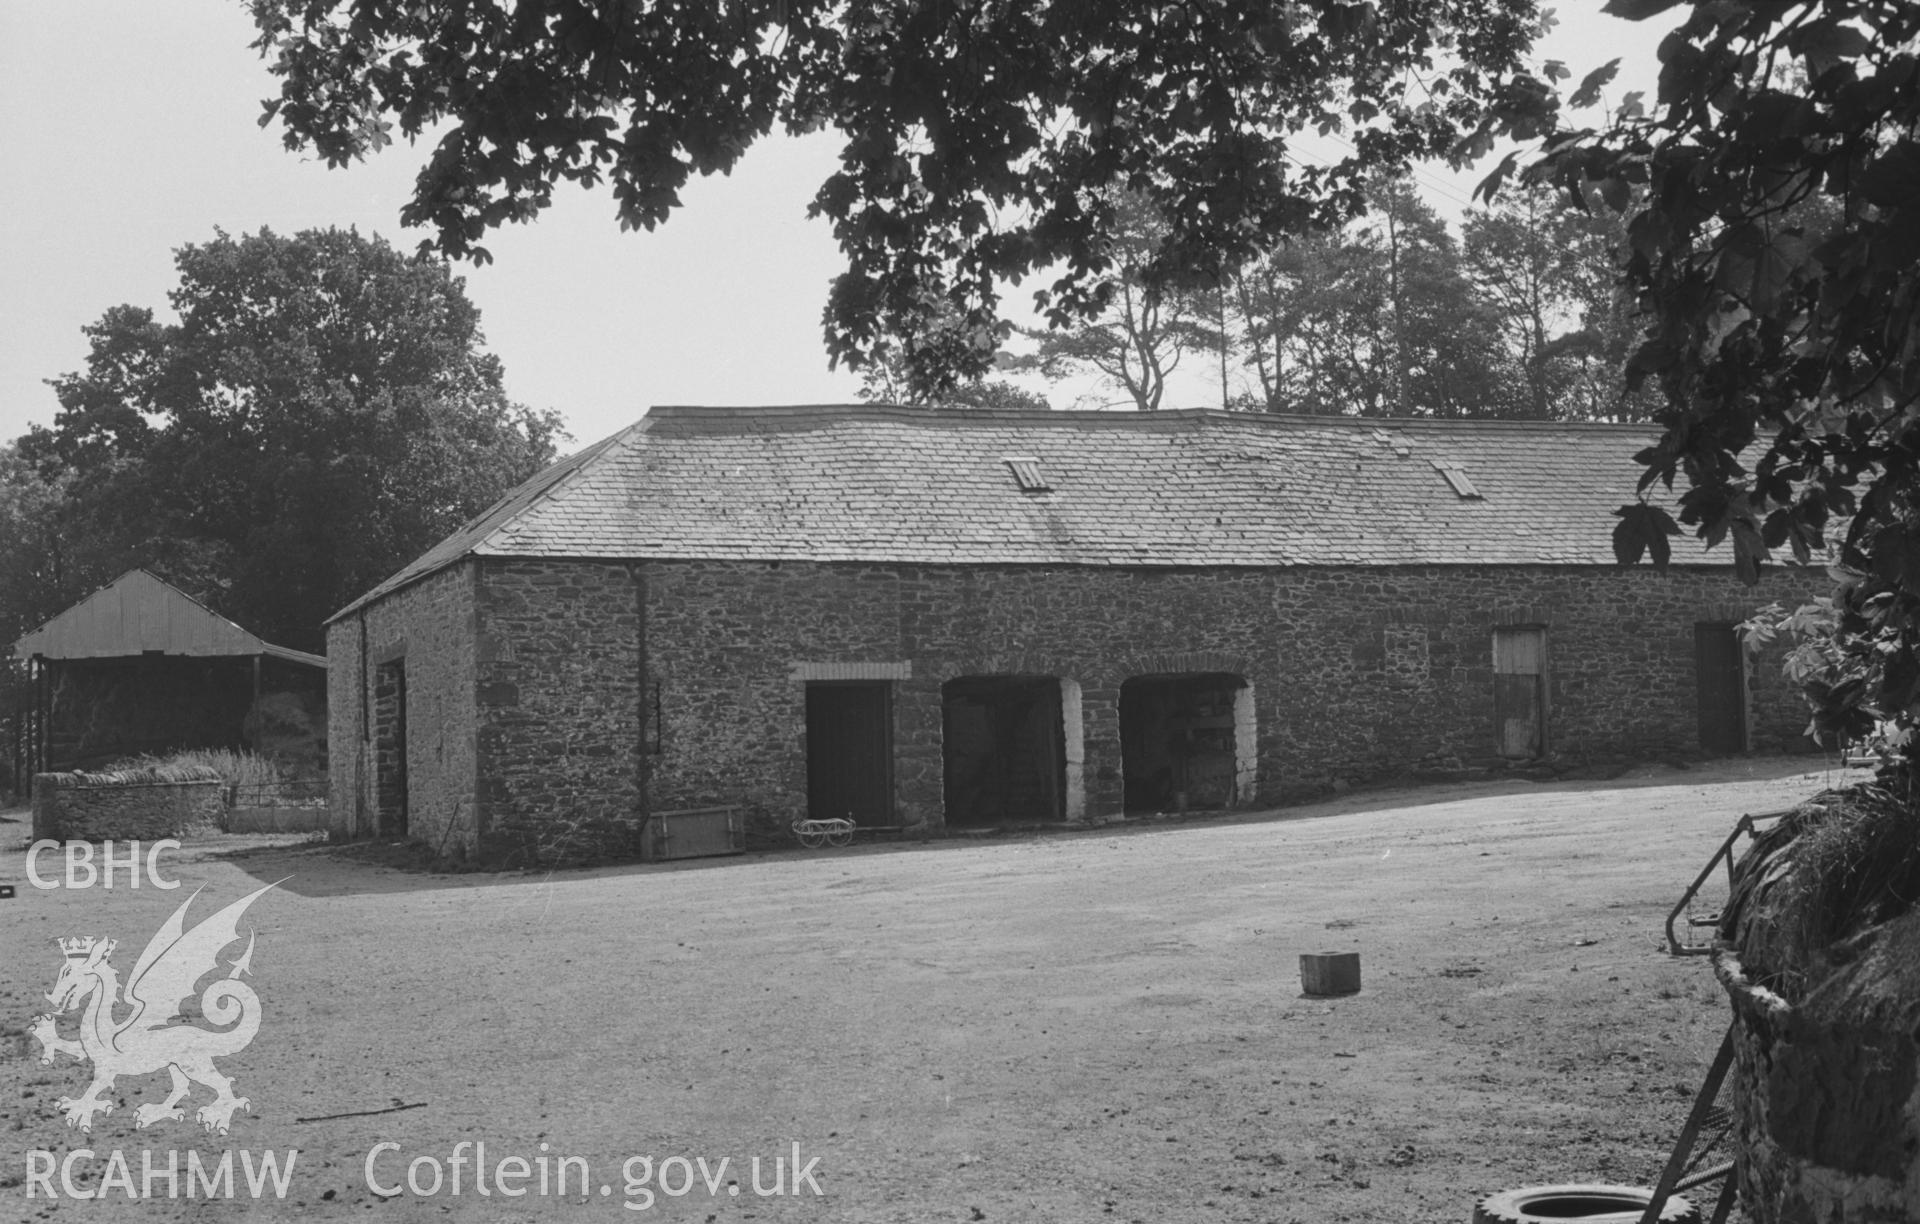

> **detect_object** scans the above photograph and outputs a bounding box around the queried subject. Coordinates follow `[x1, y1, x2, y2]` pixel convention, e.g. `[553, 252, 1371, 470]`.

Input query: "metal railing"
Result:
[226, 778, 328, 808]
[1663, 809, 1792, 956]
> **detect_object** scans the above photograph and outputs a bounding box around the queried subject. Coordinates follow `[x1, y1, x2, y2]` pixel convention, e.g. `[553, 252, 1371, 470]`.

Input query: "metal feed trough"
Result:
[644, 806, 746, 861]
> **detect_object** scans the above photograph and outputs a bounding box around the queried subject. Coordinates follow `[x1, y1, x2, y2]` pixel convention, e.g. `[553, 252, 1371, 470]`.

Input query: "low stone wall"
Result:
[1715, 936, 1918, 1222]
[31, 770, 224, 841]
[1717, 801, 1920, 1224]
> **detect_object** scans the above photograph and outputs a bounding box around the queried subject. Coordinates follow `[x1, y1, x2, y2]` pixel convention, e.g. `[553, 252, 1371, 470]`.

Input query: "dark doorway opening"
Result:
[942, 676, 1064, 827]
[1695, 623, 1748, 755]
[805, 682, 894, 825]
[1120, 673, 1247, 812]
[372, 658, 408, 836]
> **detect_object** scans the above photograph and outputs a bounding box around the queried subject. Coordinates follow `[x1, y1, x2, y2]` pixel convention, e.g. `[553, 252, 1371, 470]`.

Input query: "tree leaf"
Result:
[1613, 502, 1680, 569]
[1790, 20, 1872, 77]
[1613, 507, 1648, 566]
[1568, 59, 1621, 110]
[1624, 337, 1677, 388]
[1858, 141, 1920, 209]
[1883, 645, 1920, 714]
[1731, 518, 1768, 585]
[1473, 149, 1522, 203]
[1597, 175, 1632, 213]
[1601, 0, 1687, 20]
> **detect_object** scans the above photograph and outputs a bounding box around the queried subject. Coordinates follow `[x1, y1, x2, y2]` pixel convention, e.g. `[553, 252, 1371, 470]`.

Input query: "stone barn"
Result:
[326, 405, 1828, 864]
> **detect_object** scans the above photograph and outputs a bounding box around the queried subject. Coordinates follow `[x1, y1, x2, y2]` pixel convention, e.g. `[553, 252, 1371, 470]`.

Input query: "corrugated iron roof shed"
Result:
[15, 569, 326, 666]
[329, 404, 1764, 622]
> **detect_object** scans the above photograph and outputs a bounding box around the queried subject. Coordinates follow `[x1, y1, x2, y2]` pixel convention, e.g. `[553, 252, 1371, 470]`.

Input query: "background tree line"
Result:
[961, 175, 1662, 420]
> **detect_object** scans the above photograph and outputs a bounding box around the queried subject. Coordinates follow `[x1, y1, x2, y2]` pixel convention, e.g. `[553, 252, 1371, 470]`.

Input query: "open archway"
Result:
[1119, 672, 1253, 813]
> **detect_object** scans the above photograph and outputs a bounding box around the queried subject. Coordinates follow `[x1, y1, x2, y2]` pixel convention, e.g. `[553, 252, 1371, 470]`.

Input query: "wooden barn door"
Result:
[1695, 624, 1748, 755]
[1493, 627, 1548, 759]
[806, 682, 893, 826]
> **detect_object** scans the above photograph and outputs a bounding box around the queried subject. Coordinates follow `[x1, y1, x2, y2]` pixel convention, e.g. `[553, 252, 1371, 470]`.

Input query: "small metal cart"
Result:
[791, 817, 855, 849]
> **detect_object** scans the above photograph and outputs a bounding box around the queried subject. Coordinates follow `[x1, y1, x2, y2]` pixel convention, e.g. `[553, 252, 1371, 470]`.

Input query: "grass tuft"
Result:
[104, 748, 284, 790]
[1788, 785, 1920, 943]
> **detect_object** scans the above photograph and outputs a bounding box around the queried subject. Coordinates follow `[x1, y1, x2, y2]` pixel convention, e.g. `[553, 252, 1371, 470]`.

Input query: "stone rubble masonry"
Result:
[470, 558, 643, 865]
[32, 772, 223, 841]
[1717, 930, 1920, 1222]
[327, 562, 478, 855]
[328, 556, 1829, 864]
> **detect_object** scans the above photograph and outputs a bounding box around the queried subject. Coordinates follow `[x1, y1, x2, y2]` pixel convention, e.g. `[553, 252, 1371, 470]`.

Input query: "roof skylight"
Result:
[1433, 461, 1483, 499]
[1004, 457, 1051, 492]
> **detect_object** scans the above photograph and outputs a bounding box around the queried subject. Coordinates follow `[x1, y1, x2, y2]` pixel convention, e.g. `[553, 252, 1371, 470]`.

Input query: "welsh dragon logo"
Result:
[32, 880, 282, 1135]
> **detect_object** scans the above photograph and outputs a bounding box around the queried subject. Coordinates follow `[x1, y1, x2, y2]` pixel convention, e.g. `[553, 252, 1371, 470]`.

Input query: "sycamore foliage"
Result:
[248, 0, 1542, 395]
[1474, 0, 1920, 744]
[14, 228, 561, 653]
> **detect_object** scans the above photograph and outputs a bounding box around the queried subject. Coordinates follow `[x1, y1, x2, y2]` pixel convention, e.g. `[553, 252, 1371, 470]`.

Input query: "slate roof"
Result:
[329, 404, 1742, 622]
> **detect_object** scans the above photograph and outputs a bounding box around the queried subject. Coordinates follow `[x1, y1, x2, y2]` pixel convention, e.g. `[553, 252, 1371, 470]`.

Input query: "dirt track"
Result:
[2, 757, 1852, 1222]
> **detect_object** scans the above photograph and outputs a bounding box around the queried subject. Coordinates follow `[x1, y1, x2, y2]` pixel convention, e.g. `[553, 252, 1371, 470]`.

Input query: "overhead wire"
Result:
[1317, 131, 1482, 210]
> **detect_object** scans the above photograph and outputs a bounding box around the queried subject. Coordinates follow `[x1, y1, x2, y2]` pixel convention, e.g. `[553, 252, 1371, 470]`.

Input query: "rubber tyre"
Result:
[1473, 1184, 1701, 1224]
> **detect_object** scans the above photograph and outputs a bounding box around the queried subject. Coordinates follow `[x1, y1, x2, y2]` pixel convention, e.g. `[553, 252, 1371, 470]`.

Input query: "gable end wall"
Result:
[325, 562, 479, 853]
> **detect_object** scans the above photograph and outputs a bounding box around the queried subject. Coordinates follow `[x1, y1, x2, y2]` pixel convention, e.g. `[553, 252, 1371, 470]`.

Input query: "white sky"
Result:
[0, 2, 1676, 450]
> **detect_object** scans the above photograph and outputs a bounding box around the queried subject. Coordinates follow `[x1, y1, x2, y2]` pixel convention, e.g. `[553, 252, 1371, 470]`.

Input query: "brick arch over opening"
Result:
[1119, 650, 1250, 680]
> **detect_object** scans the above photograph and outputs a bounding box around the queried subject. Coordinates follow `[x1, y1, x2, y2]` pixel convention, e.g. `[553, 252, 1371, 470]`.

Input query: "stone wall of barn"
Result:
[470, 558, 645, 865]
[325, 562, 479, 853]
[638, 559, 1827, 842]
[333, 557, 1829, 861]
